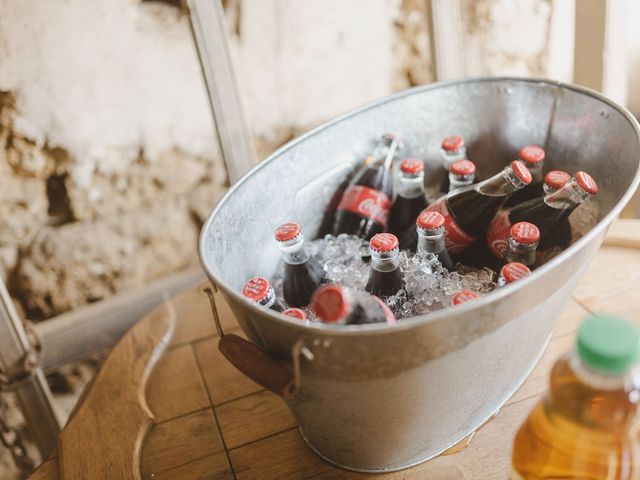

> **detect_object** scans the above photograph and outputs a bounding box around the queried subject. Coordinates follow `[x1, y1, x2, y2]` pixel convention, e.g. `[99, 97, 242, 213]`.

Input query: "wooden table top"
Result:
[30, 219, 640, 480]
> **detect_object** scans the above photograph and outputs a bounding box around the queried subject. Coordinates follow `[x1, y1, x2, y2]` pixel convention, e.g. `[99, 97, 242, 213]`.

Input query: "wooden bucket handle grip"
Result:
[218, 333, 295, 398]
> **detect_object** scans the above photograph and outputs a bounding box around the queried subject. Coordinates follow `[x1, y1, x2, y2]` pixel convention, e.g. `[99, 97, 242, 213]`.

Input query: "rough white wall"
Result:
[227, 0, 394, 147]
[0, 0, 215, 185]
[461, 0, 573, 81]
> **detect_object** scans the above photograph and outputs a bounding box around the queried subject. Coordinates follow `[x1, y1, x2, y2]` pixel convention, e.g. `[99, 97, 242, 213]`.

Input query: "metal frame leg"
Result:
[187, 0, 256, 183]
[0, 279, 61, 464]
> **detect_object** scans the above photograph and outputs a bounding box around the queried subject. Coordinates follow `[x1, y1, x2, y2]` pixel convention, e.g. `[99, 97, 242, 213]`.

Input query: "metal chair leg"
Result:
[0, 279, 61, 466]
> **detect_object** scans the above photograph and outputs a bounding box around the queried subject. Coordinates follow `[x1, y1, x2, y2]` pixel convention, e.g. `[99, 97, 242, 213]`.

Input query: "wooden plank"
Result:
[551, 298, 590, 339]
[140, 408, 226, 478]
[146, 344, 211, 422]
[574, 246, 640, 307]
[229, 428, 333, 480]
[58, 303, 175, 480]
[30, 458, 59, 480]
[216, 390, 296, 449]
[142, 451, 233, 480]
[193, 336, 263, 405]
[170, 283, 217, 347]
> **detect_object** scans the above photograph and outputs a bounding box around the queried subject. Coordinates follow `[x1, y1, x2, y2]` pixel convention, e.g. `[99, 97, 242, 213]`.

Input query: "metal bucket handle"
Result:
[202, 283, 325, 399]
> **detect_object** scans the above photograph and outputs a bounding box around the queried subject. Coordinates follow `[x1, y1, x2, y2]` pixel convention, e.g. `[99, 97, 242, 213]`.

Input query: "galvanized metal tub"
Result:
[199, 77, 640, 472]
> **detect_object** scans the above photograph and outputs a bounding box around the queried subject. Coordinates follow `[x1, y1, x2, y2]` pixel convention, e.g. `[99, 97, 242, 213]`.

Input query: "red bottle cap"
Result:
[449, 159, 476, 176]
[417, 210, 445, 230]
[510, 160, 532, 185]
[242, 277, 270, 302]
[311, 285, 349, 323]
[518, 145, 545, 165]
[575, 171, 598, 195]
[400, 158, 424, 175]
[370, 233, 399, 253]
[500, 262, 531, 284]
[452, 290, 480, 305]
[275, 223, 301, 242]
[442, 135, 465, 152]
[282, 308, 306, 321]
[510, 222, 540, 245]
[544, 170, 571, 190]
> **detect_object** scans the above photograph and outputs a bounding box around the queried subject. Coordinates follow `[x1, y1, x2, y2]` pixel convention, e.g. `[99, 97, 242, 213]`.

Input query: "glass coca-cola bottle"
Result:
[275, 222, 325, 308]
[416, 211, 455, 271]
[504, 145, 546, 207]
[242, 277, 286, 312]
[503, 222, 539, 267]
[543, 170, 571, 196]
[486, 171, 598, 255]
[311, 284, 396, 325]
[365, 233, 404, 298]
[498, 262, 531, 287]
[282, 307, 307, 321]
[452, 290, 479, 306]
[448, 159, 476, 192]
[332, 134, 401, 239]
[387, 158, 428, 238]
[425, 160, 532, 256]
[439, 135, 466, 193]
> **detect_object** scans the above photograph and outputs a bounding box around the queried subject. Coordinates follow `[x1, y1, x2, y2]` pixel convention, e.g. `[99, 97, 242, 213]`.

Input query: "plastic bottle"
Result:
[511, 314, 640, 479]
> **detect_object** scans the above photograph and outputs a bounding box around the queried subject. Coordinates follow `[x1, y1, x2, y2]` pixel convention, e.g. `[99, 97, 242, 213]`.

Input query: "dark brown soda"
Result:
[506, 198, 575, 250]
[283, 258, 325, 308]
[446, 192, 506, 239]
[387, 194, 427, 239]
[365, 268, 404, 299]
[333, 165, 393, 239]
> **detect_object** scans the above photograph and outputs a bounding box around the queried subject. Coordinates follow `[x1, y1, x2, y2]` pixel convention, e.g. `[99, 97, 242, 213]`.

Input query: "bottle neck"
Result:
[544, 177, 592, 211]
[278, 237, 309, 265]
[504, 238, 537, 267]
[259, 288, 277, 309]
[569, 352, 633, 390]
[371, 250, 400, 272]
[448, 173, 475, 192]
[475, 166, 526, 197]
[397, 172, 425, 199]
[525, 162, 543, 183]
[417, 228, 447, 254]
[370, 136, 400, 171]
[440, 148, 466, 171]
[543, 183, 558, 196]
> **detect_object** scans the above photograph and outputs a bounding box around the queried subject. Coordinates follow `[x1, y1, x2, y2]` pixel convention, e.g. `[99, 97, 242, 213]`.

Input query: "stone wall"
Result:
[0, 0, 568, 321]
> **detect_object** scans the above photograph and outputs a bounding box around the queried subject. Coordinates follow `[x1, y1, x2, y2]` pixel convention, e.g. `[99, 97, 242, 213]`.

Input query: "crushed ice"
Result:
[273, 233, 496, 322]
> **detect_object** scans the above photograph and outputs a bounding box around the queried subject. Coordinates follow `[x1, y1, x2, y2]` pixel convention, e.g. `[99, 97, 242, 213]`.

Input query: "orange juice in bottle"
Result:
[511, 314, 640, 479]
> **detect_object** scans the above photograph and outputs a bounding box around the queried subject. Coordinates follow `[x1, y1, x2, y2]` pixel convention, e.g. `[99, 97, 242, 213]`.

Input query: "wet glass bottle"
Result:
[439, 135, 467, 193]
[282, 308, 307, 321]
[511, 314, 640, 479]
[241, 277, 286, 312]
[543, 170, 571, 196]
[416, 211, 455, 271]
[275, 222, 325, 308]
[311, 284, 396, 325]
[365, 233, 404, 299]
[387, 158, 428, 238]
[448, 159, 476, 192]
[504, 145, 546, 207]
[332, 134, 400, 240]
[503, 222, 539, 267]
[451, 290, 479, 306]
[425, 160, 532, 256]
[498, 262, 531, 287]
[486, 171, 598, 255]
